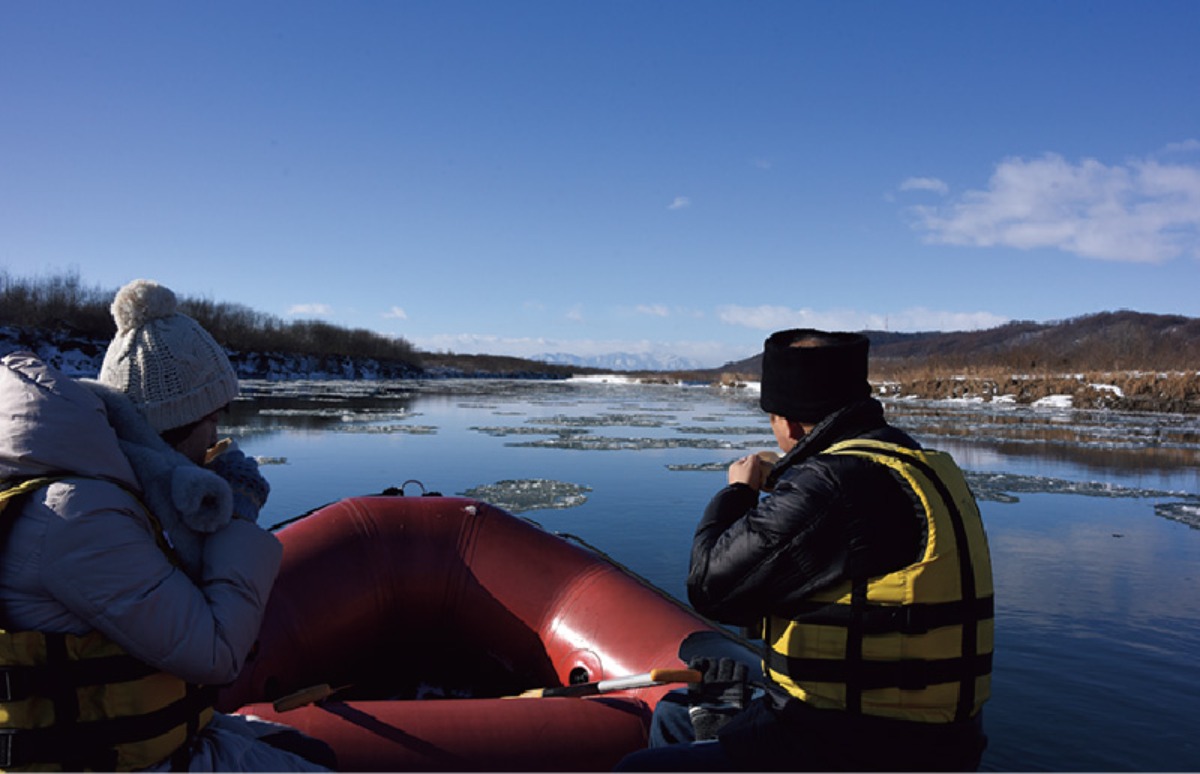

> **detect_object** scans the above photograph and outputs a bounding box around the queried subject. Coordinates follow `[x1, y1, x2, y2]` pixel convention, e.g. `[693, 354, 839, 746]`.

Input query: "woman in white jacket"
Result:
[0, 280, 330, 771]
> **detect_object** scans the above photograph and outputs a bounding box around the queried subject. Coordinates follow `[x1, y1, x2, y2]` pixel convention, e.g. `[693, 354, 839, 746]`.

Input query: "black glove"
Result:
[686, 656, 750, 741]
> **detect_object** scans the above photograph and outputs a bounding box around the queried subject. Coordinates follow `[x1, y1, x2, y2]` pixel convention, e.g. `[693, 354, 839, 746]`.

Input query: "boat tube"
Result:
[217, 495, 757, 771]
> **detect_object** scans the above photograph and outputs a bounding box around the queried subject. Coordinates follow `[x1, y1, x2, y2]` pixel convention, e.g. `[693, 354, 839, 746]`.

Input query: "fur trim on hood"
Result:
[80, 380, 233, 578]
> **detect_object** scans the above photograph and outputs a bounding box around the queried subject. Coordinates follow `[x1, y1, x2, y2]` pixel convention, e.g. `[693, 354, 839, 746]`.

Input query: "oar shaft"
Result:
[525, 667, 701, 698]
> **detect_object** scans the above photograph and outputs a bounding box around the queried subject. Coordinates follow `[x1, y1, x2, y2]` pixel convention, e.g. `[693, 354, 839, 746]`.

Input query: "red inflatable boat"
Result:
[216, 495, 754, 771]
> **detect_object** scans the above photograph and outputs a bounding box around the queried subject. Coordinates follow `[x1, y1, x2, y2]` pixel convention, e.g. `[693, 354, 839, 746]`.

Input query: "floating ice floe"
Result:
[527, 413, 674, 428]
[965, 470, 1199, 504]
[469, 426, 590, 438]
[667, 461, 739, 472]
[673, 425, 773, 435]
[461, 479, 592, 513]
[337, 424, 438, 434]
[1156, 502, 1200, 529]
[507, 436, 768, 451]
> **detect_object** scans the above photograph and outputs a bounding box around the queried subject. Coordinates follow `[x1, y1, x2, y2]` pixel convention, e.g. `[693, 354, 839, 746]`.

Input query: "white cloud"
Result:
[382, 306, 408, 320]
[287, 303, 333, 317]
[899, 177, 949, 195]
[635, 304, 670, 317]
[565, 304, 585, 322]
[717, 304, 1007, 333]
[908, 152, 1200, 263]
[668, 196, 691, 210]
[1162, 138, 1200, 155]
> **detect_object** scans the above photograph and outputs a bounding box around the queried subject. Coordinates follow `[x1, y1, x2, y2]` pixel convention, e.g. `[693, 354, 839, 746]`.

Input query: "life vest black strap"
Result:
[0, 684, 215, 768]
[1, 474, 183, 569]
[786, 595, 995, 635]
[45, 633, 96, 770]
[767, 650, 993, 692]
[0, 652, 162, 702]
[826, 442, 985, 722]
[844, 581, 867, 714]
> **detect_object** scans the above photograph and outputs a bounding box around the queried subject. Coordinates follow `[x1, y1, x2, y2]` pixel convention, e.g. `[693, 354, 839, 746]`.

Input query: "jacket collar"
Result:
[765, 398, 890, 488]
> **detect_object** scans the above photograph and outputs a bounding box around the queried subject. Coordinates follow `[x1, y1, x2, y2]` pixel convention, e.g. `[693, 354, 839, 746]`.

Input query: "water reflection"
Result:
[886, 399, 1200, 480]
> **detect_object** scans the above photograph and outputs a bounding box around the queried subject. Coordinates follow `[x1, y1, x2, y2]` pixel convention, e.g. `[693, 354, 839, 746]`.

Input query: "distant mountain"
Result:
[700, 311, 1200, 377]
[534, 352, 706, 372]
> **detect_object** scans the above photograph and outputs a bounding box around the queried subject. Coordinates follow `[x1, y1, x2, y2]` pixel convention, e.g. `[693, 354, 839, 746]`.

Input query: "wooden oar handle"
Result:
[647, 668, 702, 684]
[273, 683, 336, 712]
[512, 667, 703, 698]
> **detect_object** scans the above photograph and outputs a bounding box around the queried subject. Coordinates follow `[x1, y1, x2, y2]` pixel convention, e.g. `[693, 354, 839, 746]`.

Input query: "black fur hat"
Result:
[759, 329, 870, 422]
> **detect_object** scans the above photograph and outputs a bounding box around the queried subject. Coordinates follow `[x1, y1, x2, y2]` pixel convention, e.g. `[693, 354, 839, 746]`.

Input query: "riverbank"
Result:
[5, 325, 1197, 414]
[0, 325, 572, 381]
[704, 368, 1200, 414]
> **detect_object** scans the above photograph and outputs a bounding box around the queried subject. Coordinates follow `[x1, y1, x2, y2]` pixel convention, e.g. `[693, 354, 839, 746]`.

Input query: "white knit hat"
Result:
[99, 279, 238, 433]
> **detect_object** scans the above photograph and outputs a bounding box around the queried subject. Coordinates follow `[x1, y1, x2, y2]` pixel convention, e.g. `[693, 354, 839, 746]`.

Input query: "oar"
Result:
[511, 667, 701, 698]
[272, 683, 352, 712]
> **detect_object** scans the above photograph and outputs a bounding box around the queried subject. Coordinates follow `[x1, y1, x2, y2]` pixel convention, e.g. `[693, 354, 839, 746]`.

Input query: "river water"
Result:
[225, 377, 1200, 772]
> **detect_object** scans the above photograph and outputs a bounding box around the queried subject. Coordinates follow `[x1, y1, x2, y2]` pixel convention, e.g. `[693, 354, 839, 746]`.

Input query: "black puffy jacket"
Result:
[687, 398, 926, 627]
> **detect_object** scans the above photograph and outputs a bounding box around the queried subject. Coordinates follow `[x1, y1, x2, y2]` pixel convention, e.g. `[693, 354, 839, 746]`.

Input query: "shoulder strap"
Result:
[1, 476, 68, 513]
[0, 475, 183, 568]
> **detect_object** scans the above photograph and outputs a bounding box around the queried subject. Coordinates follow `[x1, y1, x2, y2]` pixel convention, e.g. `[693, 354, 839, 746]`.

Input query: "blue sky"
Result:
[3, 1, 1198, 367]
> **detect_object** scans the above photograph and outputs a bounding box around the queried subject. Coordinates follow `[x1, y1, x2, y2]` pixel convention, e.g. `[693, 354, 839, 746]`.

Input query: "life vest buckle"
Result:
[0, 729, 12, 769]
[0, 667, 30, 702]
[0, 728, 27, 769]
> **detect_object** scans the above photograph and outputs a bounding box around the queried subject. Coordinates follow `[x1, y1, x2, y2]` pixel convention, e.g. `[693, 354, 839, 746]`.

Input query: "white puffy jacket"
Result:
[0, 351, 323, 771]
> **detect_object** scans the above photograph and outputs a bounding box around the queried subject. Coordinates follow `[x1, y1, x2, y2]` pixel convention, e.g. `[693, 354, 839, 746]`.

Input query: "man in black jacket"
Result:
[619, 329, 993, 772]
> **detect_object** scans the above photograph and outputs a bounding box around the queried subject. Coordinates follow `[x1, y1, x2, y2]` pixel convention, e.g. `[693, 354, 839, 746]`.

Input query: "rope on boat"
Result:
[268, 480, 442, 531]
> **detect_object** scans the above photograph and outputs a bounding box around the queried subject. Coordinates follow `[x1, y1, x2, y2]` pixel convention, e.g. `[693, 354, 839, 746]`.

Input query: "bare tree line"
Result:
[0, 270, 422, 366]
[868, 312, 1200, 375]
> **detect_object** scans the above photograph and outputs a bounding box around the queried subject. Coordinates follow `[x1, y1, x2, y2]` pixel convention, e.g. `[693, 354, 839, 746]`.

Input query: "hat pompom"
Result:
[111, 279, 178, 334]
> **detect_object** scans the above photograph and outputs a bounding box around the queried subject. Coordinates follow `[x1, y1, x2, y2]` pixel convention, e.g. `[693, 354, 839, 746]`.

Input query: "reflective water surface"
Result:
[227, 379, 1200, 772]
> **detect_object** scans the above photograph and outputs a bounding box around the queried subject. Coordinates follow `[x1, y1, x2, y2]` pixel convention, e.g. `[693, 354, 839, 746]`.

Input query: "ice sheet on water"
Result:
[258, 407, 413, 422]
[506, 435, 769, 451]
[667, 461, 734, 472]
[885, 399, 1200, 451]
[964, 470, 1198, 503]
[461, 479, 592, 513]
[337, 424, 438, 434]
[526, 413, 674, 428]
[469, 426, 590, 437]
[674, 425, 773, 435]
[1155, 502, 1200, 529]
[666, 463, 1200, 529]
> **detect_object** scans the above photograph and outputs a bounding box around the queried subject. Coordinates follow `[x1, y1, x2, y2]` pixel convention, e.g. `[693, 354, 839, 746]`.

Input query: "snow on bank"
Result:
[566, 374, 643, 385]
[1031, 394, 1075, 409]
[567, 374, 764, 394]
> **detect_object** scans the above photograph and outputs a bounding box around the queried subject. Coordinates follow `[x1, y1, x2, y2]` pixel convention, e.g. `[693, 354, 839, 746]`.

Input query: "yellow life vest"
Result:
[763, 440, 994, 724]
[0, 477, 214, 771]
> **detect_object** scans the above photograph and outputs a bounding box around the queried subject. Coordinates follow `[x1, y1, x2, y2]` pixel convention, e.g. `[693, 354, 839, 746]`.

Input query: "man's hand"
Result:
[728, 454, 767, 490]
